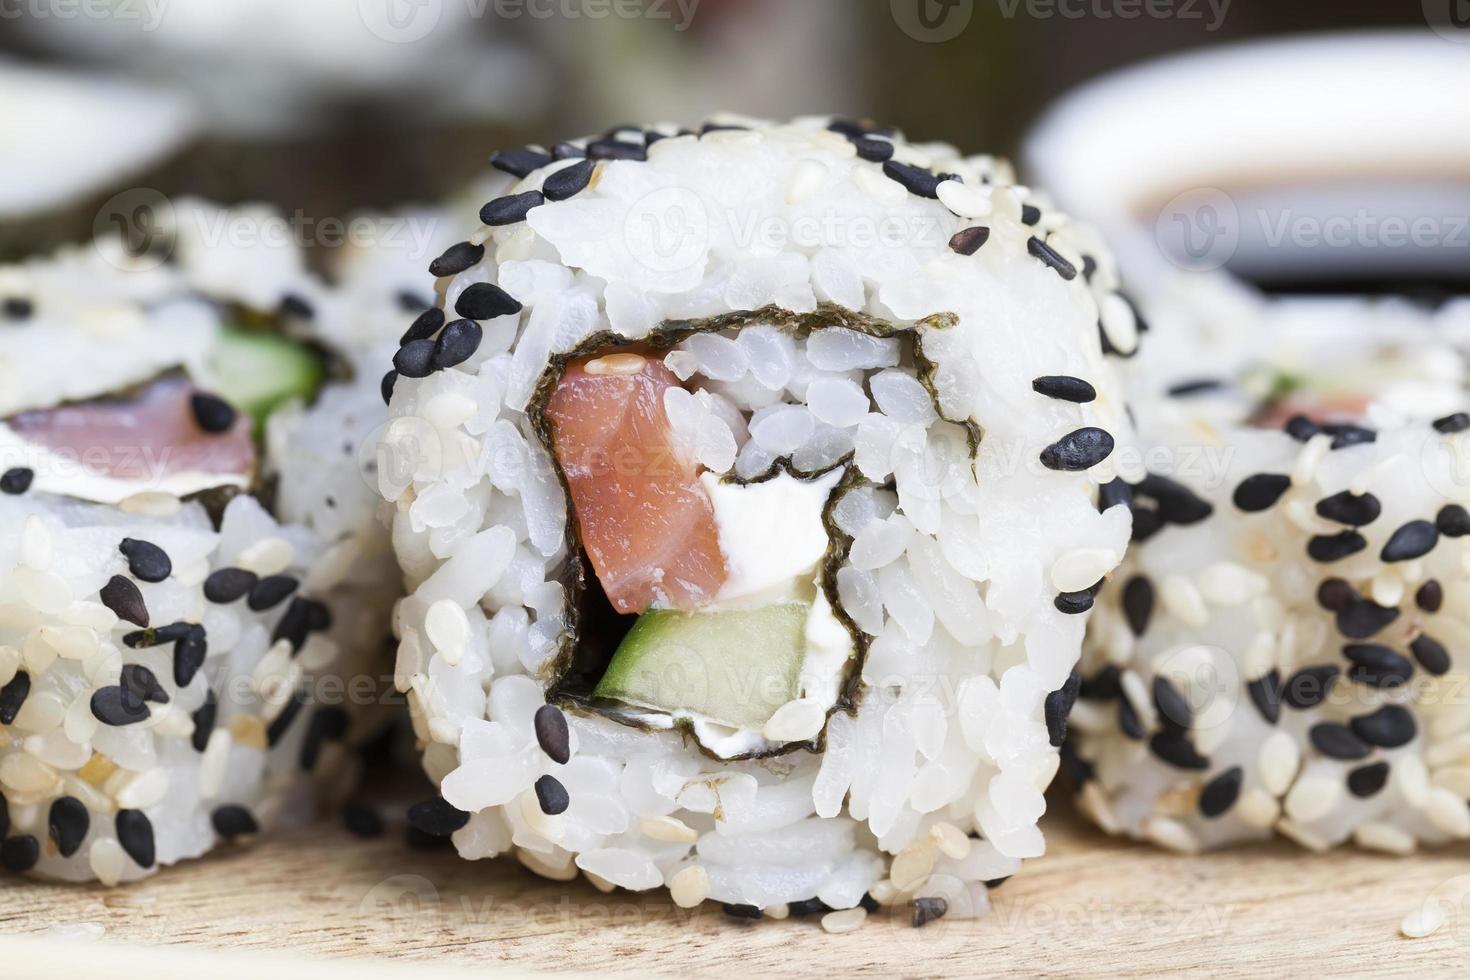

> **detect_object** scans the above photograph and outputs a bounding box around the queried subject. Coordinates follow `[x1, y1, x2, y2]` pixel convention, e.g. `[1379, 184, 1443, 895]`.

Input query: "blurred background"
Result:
[0, 0, 1436, 259]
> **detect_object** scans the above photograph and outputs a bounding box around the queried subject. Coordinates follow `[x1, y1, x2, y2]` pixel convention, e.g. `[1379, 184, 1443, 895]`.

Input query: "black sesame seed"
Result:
[394, 339, 437, 379]
[1323, 423, 1377, 450]
[405, 826, 454, 852]
[1, 835, 39, 873]
[91, 685, 149, 726]
[4, 297, 34, 320]
[913, 896, 949, 928]
[191, 692, 217, 752]
[0, 671, 29, 725]
[248, 575, 298, 611]
[490, 147, 552, 178]
[0, 468, 33, 494]
[342, 803, 385, 839]
[948, 226, 990, 255]
[115, 810, 156, 868]
[280, 294, 315, 319]
[1309, 722, 1372, 760]
[1118, 577, 1153, 638]
[1198, 767, 1243, 818]
[1149, 731, 1209, 770]
[882, 160, 950, 198]
[1307, 531, 1367, 562]
[722, 903, 763, 920]
[1343, 643, 1414, 688]
[455, 282, 523, 321]
[1136, 473, 1213, 525]
[1117, 698, 1145, 739]
[1437, 504, 1470, 538]
[1417, 579, 1445, 613]
[1315, 490, 1381, 527]
[851, 135, 894, 162]
[1335, 596, 1400, 640]
[1054, 583, 1100, 614]
[271, 598, 312, 652]
[1098, 477, 1133, 513]
[587, 138, 647, 161]
[48, 797, 89, 858]
[266, 694, 305, 746]
[429, 242, 485, 279]
[1165, 378, 1224, 397]
[1316, 578, 1354, 612]
[1284, 415, 1321, 441]
[1080, 664, 1122, 701]
[985, 876, 1013, 889]
[1040, 427, 1114, 471]
[1021, 204, 1042, 226]
[1282, 665, 1339, 709]
[1152, 676, 1192, 729]
[407, 799, 470, 837]
[1381, 520, 1438, 562]
[1248, 670, 1283, 723]
[396, 290, 433, 312]
[1411, 633, 1451, 676]
[380, 370, 398, 406]
[190, 393, 237, 434]
[400, 307, 446, 346]
[534, 774, 570, 815]
[1027, 236, 1078, 280]
[1131, 507, 1164, 543]
[534, 704, 571, 764]
[1346, 761, 1390, 798]
[204, 567, 257, 604]
[480, 190, 545, 227]
[123, 621, 193, 649]
[1433, 412, 1470, 434]
[100, 575, 149, 628]
[543, 159, 597, 202]
[1350, 704, 1417, 748]
[298, 707, 349, 771]
[1044, 670, 1082, 747]
[304, 598, 333, 633]
[212, 805, 259, 840]
[1032, 375, 1096, 403]
[120, 664, 168, 705]
[787, 898, 833, 917]
[119, 538, 171, 583]
[174, 625, 207, 687]
[432, 319, 483, 371]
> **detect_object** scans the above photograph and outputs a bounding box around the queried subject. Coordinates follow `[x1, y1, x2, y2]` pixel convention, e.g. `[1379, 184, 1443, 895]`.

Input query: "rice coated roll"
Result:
[0, 202, 403, 882]
[380, 115, 1138, 923]
[1070, 299, 1470, 854]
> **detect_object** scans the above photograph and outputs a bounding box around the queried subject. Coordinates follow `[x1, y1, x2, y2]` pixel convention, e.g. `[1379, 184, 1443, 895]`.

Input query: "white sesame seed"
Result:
[1160, 574, 1209, 628]
[1144, 815, 1199, 854]
[89, 838, 126, 887]
[1395, 754, 1432, 808]
[517, 847, 579, 882]
[1080, 782, 1122, 835]
[936, 179, 993, 219]
[1284, 775, 1340, 822]
[765, 903, 790, 920]
[1235, 788, 1280, 829]
[425, 599, 471, 667]
[1290, 433, 1333, 487]
[1401, 899, 1445, 939]
[1354, 822, 1417, 856]
[1426, 787, 1470, 838]
[200, 728, 233, 799]
[0, 753, 59, 794]
[1050, 547, 1121, 594]
[1197, 562, 1267, 606]
[821, 907, 868, 934]
[1275, 818, 1331, 852]
[237, 537, 295, 576]
[1242, 631, 1278, 680]
[762, 697, 827, 743]
[118, 492, 181, 517]
[1370, 569, 1405, 608]
[889, 840, 937, 892]
[1120, 669, 1159, 731]
[669, 864, 710, 908]
[929, 821, 971, 860]
[639, 815, 698, 844]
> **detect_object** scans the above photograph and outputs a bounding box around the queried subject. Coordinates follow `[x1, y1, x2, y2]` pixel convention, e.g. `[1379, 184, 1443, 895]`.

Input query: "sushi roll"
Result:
[1070, 301, 1470, 853]
[380, 115, 1138, 925]
[0, 202, 402, 882]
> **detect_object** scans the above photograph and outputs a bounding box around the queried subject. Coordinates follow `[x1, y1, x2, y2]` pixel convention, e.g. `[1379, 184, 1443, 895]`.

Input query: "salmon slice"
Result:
[8, 375, 256, 482]
[1256, 392, 1374, 429]
[546, 351, 728, 615]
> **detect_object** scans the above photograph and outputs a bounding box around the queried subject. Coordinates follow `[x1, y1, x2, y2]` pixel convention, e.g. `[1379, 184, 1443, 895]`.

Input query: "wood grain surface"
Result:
[2, 798, 1468, 979]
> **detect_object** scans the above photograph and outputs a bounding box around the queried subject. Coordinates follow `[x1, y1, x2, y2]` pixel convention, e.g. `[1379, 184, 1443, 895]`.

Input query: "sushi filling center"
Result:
[541, 324, 935, 758]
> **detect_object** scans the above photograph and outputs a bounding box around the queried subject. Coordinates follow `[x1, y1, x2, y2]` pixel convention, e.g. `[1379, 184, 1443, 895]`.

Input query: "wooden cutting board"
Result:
[2, 800, 1466, 978]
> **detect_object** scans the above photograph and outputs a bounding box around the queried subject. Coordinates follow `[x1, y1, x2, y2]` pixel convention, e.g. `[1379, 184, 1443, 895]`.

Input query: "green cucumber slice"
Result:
[209, 328, 324, 433]
[593, 603, 810, 729]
